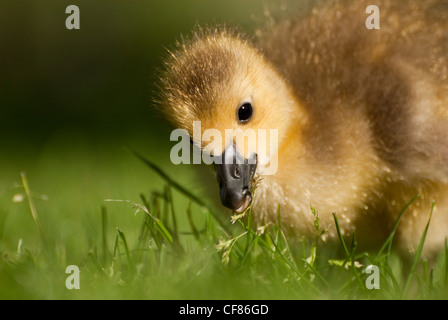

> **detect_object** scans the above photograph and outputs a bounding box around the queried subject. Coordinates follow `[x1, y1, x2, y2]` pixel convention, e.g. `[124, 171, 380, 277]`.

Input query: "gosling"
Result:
[159, 0, 448, 256]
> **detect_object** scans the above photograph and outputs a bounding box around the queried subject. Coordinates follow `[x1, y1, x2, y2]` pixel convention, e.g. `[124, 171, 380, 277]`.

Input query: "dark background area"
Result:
[0, 0, 269, 140]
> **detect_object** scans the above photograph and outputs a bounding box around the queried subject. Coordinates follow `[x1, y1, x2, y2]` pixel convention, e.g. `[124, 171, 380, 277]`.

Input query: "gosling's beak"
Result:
[214, 144, 257, 213]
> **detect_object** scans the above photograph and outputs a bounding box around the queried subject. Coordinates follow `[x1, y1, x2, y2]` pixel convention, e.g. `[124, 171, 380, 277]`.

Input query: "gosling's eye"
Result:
[237, 102, 253, 123]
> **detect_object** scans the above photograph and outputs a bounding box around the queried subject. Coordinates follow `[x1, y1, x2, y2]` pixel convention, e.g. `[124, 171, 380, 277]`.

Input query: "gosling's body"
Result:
[161, 0, 448, 255]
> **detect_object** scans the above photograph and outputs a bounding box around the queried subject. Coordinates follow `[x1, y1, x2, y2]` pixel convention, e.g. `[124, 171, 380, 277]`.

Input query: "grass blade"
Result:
[445, 237, 448, 286]
[375, 194, 419, 262]
[117, 228, 131, 266]
[20, 172, 42, 235]
[333, 213, 349, 257]
[101, 206, 110, 263]
[20, 172, 47, 251]
[166, 185, 181, 248]
[402, 200, 435, 299]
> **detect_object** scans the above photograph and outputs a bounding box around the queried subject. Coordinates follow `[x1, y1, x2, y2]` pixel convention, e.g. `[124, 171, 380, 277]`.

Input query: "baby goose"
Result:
[160, 0, 448, 255]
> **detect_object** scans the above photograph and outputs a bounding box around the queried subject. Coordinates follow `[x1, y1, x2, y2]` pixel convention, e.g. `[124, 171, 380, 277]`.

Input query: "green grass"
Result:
[1, 133, 448, 300]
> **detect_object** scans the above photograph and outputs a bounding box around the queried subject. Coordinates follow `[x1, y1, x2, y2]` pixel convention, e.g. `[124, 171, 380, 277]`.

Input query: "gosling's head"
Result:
[160, 28, 300, 213]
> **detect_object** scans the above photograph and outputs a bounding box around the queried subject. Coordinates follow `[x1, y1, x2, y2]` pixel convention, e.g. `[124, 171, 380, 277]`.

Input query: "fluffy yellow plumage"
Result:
[159, 0, 448, 257]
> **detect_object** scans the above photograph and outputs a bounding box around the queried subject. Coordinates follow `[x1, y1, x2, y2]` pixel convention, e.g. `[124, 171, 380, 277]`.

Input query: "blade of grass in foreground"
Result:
[349, 232, 364, 290]
[445, 237, 448, 286]
[166, 185, 180, 244]
[375, 194, 419, 262]
[20, 172, 47, 249]
[333, 213, 349, 258]
[117, 228, 132, 266]
[21, 172, 41, 228]
[402, 200, 435, 299]
[101, 206, 111, 263]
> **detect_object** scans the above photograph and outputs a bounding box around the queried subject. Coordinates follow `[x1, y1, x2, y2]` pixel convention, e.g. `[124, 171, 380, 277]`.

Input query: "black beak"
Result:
[214, 144, 257, 213]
